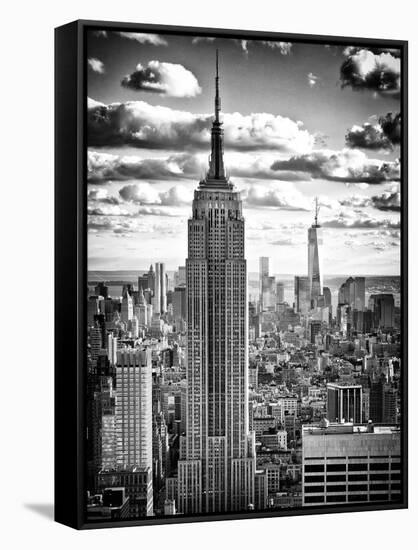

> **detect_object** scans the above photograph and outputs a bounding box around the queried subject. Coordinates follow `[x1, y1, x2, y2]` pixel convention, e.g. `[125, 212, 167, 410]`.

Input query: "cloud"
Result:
[119, 182, 192, 206]
[270, 237, 297, 246]
[243, 183, 310, 211]
[121, 60, 201, 98]
[87, 98, 315, 153]
[379, 112, 401, 145]
[339, 189, 400, 213]
[339, 194, 371, 208]
[262, 41, 292, 54]
[307, 72, 320, 87]
[370, 191, 400, 212]
[237, 40, 292, 55]
[114, 32, 168, 46]
[346, 113, 401, 150]
[87, 149, 316, 184]
[119, 182, 160, 204]
[87, 205, 132, 217]
[192, 37, 215, 44]
[87, 150, 197, 182]
[88, 188, 121, 204]
[322, 211, 400, 229]
[158, 185, 193, 206]
[340, 47, 401, 97]
[88, 58, 105, 74]
[88, 214, 182, 238]
[136, 206, 182, 217]
[271, 148, 400, 184]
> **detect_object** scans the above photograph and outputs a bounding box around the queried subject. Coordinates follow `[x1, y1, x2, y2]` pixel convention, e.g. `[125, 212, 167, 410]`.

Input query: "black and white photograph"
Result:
[84, 25, 406, 523]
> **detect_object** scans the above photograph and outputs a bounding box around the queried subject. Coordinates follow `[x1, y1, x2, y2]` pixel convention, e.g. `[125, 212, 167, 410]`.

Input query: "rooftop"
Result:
[302, 421, 400, 436]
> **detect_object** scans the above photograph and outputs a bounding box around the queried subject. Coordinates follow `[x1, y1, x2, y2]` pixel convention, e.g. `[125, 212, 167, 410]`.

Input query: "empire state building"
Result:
[177, 52, 256, 514]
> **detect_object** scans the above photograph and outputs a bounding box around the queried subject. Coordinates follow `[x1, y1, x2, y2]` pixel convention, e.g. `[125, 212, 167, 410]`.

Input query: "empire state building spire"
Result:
[204, 49, 228, 184]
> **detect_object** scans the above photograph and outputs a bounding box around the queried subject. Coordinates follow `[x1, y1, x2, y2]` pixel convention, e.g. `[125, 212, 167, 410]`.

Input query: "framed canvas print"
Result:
[55, 20, 408, 529]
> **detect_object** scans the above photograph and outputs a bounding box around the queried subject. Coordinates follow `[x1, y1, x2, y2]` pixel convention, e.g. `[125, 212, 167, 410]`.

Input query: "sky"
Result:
[86, 30, 402, 275]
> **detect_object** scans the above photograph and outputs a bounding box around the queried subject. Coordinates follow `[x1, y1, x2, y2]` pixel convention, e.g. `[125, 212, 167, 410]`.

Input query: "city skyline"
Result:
[87, 32, 401, 275]
[85, 29, 403, 522]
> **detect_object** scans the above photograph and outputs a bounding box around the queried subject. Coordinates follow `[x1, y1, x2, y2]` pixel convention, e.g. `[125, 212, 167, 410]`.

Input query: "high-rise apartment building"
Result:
[177, 52, 255, 514]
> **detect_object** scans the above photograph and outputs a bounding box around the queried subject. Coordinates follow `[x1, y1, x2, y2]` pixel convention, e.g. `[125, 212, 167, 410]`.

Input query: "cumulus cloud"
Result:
[119, 182, 192, 206]
[322, 211, 400, 230]
[136, 206, 182, 217]
[370, 191, 400, 212]
[88, 98, 315, 153]
[261, 41, 292, 54]
[87, 149, 314, 184]
[271, 148, 400, 184]
[88, 57, 105, 74]
[87, 150, 197, 182]
[114, 32, 168, 46]
[159, 185, 193, 206]
[379, 112, 401, 145]
[87, 205, 131, 217]
[88, 188, 121, 204]
[243, 183, 310, 211]
[121, 60, 201, 98]
[346, 112, 401, 150]
[339, 195, 371, 208]
[237, 40, 292, 55]
[340, 47, 401, 97]
[119, 182, 160, 204]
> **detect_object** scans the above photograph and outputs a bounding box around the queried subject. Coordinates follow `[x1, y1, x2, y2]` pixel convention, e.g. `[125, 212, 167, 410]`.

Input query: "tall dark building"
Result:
[94, 282, 109, 299]
[369, 294, 395, 329]
[177, 52, 255, 515]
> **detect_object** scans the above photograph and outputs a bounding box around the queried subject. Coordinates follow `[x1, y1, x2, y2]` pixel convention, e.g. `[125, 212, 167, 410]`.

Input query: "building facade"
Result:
[302, 422, 401, 506]
[307, 199, 323, 307]
[177, 53, 255, 514]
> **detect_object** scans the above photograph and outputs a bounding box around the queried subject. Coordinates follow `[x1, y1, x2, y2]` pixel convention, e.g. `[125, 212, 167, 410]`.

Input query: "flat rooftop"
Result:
[302, 422, 400, 436]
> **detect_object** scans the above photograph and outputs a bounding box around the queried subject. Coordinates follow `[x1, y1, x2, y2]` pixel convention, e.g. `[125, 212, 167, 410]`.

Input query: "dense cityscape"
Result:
[85, 54, 402, 521]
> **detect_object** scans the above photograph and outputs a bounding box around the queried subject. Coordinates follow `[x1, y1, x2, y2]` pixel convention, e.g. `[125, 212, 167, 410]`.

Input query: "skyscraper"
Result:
[308, 198, 323, 307]
[327, 382, 363, 423]
[369, 294, 395, 329]
[294, 275, 310, 314]
[115, 348, 153, 471]
[154, 262, 167, 315]
[177, 52, 255, 514]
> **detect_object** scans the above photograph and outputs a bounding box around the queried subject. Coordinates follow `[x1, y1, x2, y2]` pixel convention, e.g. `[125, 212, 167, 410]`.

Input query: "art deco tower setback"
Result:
[308, 198, 323, 307]
[177, 52, 256, 514]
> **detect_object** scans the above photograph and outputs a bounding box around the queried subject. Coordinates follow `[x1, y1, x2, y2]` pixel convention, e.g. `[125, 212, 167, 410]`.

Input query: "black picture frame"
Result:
[55, 19, 408, 530]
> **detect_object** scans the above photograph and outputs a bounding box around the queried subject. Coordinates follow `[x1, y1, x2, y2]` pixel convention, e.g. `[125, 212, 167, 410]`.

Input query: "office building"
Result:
[177, 53, 255, 514]
[327, 383, 363, 423]
[294, 276, 310, 314]
[369, 294, 395, 329]
[302, 421, 401, 506]
[115, 349, 153, 471]
[308, 198, 323, 307]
